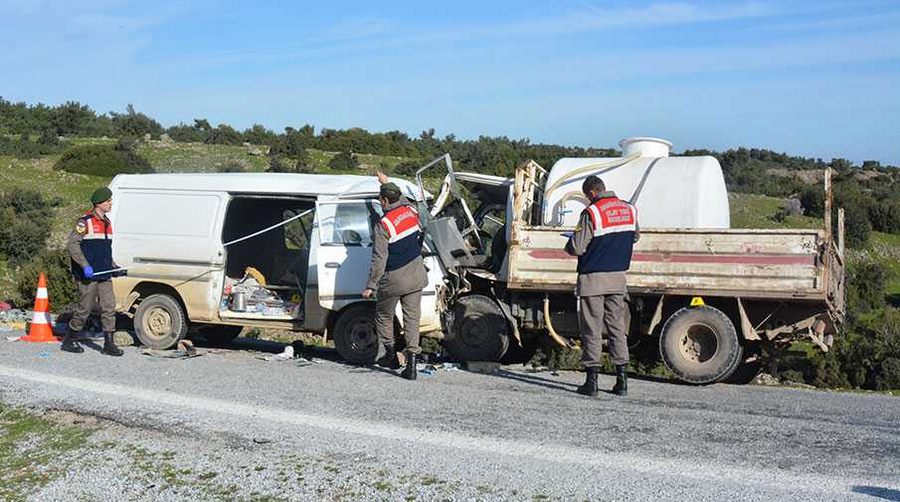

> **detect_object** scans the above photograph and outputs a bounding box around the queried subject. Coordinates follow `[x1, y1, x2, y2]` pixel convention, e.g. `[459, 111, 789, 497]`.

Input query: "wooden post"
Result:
[824, 167, 832, 243]
[838, 208, 845, 258]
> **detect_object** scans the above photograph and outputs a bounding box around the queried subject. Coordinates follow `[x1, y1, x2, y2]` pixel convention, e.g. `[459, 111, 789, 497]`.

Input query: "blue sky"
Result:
[3, 0, 899, 164]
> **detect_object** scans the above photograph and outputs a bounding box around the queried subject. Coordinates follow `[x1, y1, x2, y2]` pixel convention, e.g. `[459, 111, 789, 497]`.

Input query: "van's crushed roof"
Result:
[110, 173, 424, 200]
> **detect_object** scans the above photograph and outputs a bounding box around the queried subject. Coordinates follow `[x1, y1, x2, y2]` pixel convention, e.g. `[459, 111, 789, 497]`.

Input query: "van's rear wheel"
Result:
[134, 294, 188, 350]
[444, 295, 509, 362]
[659, 306, 743, 384]
[333, 303, 379, 364]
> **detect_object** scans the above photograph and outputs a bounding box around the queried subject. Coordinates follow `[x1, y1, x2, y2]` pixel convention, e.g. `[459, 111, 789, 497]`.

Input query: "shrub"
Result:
[870, 200, 900, 234]
[328, 152, 358, 171]
[842, 203, 872, 248]
[13, 249, 79, 311]
[111, 104, 163, 138]
[37, 128, 59, 146]
[242, 124, 277, 146]
[393, 161, 421, 177]
[54, 144, 154, 176]
[165, 123, 207, 143]
[205, 124, 243, 145]
[846, 260, 888, 314]
[0, 135, 65, 158]
[218, 161, 246, 173]
[877, 358, 900, 390]
[779, 369, 806, 385]
[0, 188, 59, 266]
[267, 155, 312, 174]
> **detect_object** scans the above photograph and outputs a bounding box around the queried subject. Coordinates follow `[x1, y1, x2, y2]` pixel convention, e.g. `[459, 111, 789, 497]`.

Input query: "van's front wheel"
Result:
[134, 294, 188, 350]
[333, 303, 379, 364]
[444, 295, 509, 362]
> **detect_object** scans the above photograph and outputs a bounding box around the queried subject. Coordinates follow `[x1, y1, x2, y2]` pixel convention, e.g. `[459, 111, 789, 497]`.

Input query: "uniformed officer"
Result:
[61, 187, 124, 356]
[565, 176, 639, 396]
[362, 176, 427, 380]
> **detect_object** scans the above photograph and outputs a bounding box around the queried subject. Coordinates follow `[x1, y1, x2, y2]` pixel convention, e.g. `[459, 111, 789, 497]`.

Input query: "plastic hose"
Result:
[542, 153, 641, 223]
[544, 295, 577, 349]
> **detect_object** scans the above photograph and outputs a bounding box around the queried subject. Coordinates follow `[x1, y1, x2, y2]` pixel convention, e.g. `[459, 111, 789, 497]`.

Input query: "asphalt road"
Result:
[1, 332, 898, 501]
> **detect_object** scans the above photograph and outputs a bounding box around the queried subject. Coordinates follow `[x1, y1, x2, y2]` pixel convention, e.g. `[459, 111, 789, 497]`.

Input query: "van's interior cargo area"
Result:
[220, 196, 315, 320]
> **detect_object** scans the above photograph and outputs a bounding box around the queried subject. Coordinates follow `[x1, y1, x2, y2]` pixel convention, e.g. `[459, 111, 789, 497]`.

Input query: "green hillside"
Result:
[729, 193, 822, 229]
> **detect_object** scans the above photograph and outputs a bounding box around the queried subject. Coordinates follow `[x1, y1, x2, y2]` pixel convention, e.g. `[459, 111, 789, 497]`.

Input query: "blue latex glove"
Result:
[83, 265, 94, 279]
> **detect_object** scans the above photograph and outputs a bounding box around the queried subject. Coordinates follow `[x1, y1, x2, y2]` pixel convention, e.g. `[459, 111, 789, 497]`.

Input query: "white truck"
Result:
[109, 137, 845, 384]
[417, 138, 845, 384]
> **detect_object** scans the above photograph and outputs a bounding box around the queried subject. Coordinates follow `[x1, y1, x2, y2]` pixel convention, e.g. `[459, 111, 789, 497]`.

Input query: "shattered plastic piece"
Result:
[177, 340, 197, 356]
[261, 346, 294, 361]
[5, 335, 22, 341]
[38, 351, 50, 358]
[141, 348, 202, 359]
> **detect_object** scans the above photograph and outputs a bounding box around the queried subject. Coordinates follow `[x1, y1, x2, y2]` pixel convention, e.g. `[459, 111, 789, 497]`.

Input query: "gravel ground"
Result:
[0, 332, 898, 501]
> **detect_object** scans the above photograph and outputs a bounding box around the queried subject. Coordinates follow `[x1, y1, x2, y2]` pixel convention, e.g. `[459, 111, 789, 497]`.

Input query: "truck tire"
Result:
[444, 295, 509, 362]
[659, 306, 743, 384]
[134, 294, 188, 350]
[198, 325, 243, 345]
[333, 303, 379, 364]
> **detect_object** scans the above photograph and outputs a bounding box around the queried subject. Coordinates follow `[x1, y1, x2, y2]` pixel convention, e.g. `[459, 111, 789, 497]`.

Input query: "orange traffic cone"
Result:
[21, 272, 58, 343]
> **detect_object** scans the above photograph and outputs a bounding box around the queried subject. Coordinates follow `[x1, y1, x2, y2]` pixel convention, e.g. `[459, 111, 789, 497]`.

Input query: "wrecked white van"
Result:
[108, 172, 444, 362]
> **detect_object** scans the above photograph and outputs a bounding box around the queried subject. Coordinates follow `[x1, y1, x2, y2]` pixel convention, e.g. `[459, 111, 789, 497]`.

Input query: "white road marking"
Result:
[0, 364, 863, 496]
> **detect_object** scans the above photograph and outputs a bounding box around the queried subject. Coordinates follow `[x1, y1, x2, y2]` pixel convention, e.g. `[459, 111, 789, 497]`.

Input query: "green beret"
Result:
[90, 187, 112, 205]
[380, 182, 402, 199]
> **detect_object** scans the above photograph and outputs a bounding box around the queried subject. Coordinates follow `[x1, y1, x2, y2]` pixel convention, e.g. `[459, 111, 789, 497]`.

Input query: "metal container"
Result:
[230, 291, 247, 312]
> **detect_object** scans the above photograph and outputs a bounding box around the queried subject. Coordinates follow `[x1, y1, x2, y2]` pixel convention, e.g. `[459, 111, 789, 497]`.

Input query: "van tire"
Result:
[333, 303, 379, 364]
[134, 294, 188, 350]
[444, 294, 509, 362]
[659, 306, 743, 384]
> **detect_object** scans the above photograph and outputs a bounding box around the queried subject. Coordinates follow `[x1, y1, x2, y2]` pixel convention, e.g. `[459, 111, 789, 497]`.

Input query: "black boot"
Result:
[102, 332, 123, 357]
[376, 347, 400, 369]
[612, 364, 628, 396]
[60, 328, 84, 354]
[400, 352, 418, 380]
[577, 366, 599, 397]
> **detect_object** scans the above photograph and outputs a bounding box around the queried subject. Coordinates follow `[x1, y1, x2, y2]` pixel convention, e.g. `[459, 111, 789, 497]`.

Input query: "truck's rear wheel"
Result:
[333, 303, 379, 364]
[134, 294, 188, 350]
[444, 295, 509, 362]
[659, 306, 742, 384]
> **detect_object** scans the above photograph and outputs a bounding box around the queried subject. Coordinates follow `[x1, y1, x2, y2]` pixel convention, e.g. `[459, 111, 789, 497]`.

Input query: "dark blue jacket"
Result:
[576, 197, 637, 274]
[70, 212, 115, 282]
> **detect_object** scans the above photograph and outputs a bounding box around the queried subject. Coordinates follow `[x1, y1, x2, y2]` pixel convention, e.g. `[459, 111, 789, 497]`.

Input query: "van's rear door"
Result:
[113, 190, 228, 268]
[111, 189, 228, 321]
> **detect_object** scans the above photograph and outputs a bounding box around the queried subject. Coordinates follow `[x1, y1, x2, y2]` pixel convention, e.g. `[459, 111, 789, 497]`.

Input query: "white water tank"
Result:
[542, 137, 730, 228]
[619, 137, 673, 158]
